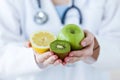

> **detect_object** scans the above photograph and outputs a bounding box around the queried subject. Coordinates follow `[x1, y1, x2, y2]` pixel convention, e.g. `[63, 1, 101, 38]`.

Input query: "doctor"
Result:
[0, 0, 120, 80]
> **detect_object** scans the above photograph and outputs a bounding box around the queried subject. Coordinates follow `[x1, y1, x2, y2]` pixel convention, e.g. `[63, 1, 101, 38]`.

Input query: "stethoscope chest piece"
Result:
[34, 10, 48, 24]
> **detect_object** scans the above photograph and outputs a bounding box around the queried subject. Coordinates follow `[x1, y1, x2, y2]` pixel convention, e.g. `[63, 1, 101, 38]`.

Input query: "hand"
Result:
[34, 52, 62, 67]
[64, 30, 98, 64]
[25, 41, 62, 67]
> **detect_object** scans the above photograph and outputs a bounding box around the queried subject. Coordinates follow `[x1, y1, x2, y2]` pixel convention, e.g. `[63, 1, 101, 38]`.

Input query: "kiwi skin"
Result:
[50, 40, 71, 60]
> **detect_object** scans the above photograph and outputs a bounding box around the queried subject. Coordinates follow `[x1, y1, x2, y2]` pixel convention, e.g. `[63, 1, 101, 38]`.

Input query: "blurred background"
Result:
[110, 70, 120, 80]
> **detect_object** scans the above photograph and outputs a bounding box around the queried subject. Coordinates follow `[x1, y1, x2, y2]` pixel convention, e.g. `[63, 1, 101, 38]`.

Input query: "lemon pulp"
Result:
[30, 31, 56, 54]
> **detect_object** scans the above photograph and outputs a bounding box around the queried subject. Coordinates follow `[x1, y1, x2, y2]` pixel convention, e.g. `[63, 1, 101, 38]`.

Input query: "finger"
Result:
[62, 62, 66, 65]
[36, 52, 54, 63]
[69, 45, 93, 57]
[54, 59, 62, 66]
[69, 51, 83, 57]
[24, 41, 32, 48]
[64, 57, 81, 63]
[81, 30, 94, 47]
[80, 44, 94, 57]
[43, 55, 58, 66]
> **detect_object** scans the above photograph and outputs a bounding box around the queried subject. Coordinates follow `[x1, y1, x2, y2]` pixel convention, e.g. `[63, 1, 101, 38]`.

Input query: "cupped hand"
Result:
[34, 52, 62, 67]
[64, 30, 95, 64]
[25, 41, 62, 67]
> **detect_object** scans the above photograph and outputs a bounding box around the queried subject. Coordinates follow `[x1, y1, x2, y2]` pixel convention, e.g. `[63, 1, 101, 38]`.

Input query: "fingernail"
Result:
[59, 60, 62, 63]
[82, 42, 87, 47]
[49, 53, 52, 56]
[62, 62, 66, 65]
[69, 54, 73, 57]
[54, 57, 56, 59]
[58, 61, 61, 64]
[54, 56, 58, 59]
[66, 59, 69, 62]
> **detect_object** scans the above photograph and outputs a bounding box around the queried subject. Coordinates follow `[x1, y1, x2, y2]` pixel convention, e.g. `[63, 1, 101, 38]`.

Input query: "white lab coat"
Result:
[0, 0, 120, 80]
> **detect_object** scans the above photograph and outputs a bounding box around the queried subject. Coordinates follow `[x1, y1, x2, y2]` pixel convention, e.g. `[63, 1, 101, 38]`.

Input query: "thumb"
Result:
[25, 41, 32, 48]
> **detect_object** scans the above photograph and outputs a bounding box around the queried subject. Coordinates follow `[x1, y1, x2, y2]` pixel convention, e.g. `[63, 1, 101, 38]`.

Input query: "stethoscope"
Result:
[34, 0, 83, 25]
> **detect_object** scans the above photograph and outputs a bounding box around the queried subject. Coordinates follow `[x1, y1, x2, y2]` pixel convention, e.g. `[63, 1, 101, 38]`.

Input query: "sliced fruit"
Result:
[50, 40, 71, 60]
[30, 31, 56, 54]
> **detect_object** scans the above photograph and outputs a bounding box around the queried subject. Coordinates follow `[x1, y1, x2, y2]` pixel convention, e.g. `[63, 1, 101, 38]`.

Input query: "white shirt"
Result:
[0, 0, 120, 80]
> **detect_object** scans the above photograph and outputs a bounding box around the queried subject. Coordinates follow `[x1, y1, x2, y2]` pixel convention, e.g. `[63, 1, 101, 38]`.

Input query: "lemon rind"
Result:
[30, 31, 56, 53]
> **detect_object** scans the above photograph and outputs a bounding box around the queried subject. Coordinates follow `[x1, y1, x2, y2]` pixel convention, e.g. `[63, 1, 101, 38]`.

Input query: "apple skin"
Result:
[57, 24, 85, 50]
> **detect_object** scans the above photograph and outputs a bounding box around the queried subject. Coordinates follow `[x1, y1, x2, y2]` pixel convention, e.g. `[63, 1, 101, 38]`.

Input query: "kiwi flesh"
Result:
[50, 40, 71, 60]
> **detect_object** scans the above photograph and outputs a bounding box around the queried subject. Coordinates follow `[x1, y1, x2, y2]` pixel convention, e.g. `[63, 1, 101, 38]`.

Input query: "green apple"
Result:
[57, 24, 85, 50]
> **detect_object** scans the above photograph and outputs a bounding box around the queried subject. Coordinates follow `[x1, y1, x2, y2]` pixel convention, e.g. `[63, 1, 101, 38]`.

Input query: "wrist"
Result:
[92, 37, 100, 60]
[34, 54, 47, 69]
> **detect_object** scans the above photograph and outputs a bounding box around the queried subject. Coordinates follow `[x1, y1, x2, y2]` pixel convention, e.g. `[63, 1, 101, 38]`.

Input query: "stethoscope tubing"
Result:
[35, 0, 83, 25]
[37, 0, 41, 8]
[61, 4, 83, 24]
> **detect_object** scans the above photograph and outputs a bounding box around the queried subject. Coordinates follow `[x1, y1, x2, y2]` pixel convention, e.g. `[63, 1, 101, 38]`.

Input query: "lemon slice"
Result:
[30, 31, 56, 54]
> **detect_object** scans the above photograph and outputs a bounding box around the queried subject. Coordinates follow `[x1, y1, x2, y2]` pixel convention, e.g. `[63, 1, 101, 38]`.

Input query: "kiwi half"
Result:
[50, 40, 71, 60]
